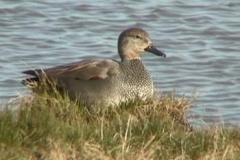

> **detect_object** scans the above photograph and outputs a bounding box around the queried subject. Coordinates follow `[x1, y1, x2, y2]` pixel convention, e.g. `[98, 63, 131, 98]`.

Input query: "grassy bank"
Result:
[0, 89, 240, 160]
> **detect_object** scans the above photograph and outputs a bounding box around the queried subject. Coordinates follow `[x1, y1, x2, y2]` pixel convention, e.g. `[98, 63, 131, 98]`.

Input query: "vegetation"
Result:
[0, 87, 240, 160]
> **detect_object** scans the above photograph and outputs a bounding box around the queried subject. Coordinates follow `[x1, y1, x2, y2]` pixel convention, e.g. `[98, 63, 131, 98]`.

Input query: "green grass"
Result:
[0, 87, 240, 160]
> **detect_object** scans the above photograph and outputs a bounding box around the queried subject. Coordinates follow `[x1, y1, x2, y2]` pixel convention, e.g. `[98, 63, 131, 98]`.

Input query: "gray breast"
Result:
[116, 59, 154, 100]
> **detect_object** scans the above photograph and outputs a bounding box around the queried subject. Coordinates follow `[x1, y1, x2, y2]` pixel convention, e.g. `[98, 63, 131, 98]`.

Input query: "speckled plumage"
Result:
[22, 28, 166, 107]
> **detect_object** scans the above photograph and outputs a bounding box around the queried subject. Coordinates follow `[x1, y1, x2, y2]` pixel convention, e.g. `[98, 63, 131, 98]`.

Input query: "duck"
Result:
[22, 28, 166, 107]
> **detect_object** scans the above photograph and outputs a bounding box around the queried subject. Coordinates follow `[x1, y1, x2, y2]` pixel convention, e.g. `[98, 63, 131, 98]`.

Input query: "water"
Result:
[0, 0, 239, 128]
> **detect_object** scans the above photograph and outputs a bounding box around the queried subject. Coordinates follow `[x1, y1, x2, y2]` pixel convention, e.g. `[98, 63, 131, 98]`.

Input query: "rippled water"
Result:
[0, 0, 240, 127]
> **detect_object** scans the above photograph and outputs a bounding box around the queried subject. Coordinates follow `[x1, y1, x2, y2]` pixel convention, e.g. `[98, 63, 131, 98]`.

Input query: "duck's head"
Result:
[118, 28, 166, 61]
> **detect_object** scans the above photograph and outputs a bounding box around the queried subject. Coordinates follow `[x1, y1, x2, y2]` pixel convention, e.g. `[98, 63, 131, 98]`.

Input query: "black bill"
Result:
[144, 44, 166, 57]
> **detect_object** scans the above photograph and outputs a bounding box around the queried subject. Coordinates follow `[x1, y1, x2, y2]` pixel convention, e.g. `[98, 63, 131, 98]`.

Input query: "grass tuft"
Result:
[0, 85, 240, 159]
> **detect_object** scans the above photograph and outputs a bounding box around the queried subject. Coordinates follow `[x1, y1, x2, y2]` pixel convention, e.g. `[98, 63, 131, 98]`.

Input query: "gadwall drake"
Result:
[22, 28, 166, 107]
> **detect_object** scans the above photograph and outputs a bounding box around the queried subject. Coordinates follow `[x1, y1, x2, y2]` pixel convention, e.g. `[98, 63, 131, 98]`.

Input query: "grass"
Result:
[0, 85, 240, 160]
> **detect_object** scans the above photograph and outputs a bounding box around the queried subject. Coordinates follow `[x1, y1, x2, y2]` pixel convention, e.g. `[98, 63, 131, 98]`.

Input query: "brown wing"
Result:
[22, 59, 120, 84]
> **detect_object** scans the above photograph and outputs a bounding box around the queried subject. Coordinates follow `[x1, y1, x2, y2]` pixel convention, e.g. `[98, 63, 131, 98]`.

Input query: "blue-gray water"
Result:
[0, 0, 240, 128]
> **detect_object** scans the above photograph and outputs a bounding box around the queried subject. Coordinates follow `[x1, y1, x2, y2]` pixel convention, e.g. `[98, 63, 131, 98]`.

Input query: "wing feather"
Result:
[22, 59, 119, 83]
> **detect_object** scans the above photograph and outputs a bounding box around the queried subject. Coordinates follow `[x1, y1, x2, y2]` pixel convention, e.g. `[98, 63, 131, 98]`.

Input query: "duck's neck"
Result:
[121, 58, 145, 70]
[119, 50, 141, 62]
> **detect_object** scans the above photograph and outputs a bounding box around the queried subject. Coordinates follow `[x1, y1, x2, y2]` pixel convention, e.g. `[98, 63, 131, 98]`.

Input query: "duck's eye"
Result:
[136, 35, 141, 39]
